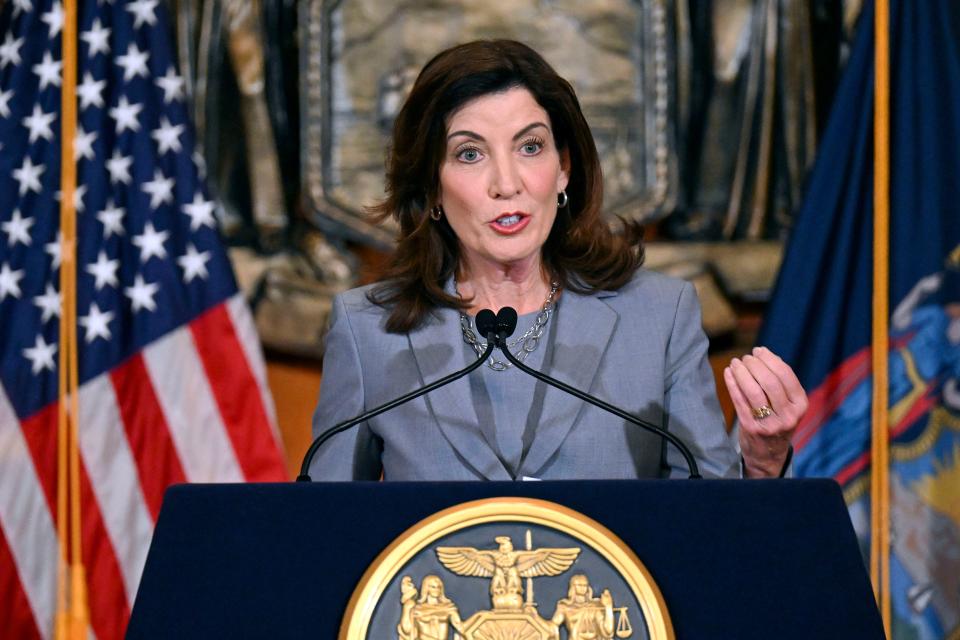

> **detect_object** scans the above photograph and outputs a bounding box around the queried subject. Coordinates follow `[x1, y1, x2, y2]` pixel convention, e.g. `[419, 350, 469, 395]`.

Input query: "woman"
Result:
[397, 575, 463, 640]
[551, 575, 616, 640]
[310, 40, 807, 480]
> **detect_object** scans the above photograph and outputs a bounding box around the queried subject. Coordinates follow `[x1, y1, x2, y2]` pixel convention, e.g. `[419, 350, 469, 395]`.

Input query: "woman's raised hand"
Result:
[722, 346, 809, 477]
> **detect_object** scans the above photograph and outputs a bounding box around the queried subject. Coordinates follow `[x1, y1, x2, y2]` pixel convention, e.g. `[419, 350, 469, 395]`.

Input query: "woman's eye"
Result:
[520, 140, 543, 155]
[457, 148, 481, 163]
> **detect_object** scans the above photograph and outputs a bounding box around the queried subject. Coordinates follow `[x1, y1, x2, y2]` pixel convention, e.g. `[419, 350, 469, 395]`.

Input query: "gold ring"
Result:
[752, 405, 774, 420]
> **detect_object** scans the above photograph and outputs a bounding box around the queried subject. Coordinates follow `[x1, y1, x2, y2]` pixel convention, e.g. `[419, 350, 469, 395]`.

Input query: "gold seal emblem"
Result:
[340, 498, 673, 640]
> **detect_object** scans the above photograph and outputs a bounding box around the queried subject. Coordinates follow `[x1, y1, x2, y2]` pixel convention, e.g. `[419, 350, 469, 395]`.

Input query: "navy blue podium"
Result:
[127, 479, 883, 639]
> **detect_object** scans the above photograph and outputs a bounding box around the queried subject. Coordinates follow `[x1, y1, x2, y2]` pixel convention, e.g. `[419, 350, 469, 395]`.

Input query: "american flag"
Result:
[0, 0, 287, 638]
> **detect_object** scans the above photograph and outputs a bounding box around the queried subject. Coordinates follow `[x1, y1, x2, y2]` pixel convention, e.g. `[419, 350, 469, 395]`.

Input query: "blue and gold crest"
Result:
[340, 498, 673, 640]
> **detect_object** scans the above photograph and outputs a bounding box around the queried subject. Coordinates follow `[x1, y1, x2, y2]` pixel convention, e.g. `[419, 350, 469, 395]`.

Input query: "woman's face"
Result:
[438, 86, 569, 275]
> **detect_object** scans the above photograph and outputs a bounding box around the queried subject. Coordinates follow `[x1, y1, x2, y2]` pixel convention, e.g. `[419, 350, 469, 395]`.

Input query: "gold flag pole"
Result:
[56, 0, 89, 636]
[54, 237, 69, 640]
[871, 0, 892, 636]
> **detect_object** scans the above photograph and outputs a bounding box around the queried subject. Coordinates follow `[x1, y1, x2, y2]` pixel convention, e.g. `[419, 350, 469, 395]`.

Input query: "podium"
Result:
[128, 479, 883, 639]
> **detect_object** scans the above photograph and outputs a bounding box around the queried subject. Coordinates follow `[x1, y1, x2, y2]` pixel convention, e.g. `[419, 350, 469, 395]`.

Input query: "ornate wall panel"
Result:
[300, 0, 680, 247]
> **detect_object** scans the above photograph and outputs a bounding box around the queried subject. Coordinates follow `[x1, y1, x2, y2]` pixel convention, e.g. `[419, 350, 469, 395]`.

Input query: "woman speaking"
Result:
[309, 40, 807, 481]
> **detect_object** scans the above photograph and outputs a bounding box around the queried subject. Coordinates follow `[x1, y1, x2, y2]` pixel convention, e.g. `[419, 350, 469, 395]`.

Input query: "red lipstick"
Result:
[490, 211, 530, 235]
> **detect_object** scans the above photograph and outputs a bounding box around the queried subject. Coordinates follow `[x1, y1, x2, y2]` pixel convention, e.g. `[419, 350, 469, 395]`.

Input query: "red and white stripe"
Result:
[0, 295, 286, 640]
[0, 385, 57, 640]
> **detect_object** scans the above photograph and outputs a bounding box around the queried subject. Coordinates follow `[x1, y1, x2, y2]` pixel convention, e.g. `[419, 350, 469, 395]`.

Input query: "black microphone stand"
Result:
[491, 309, 703, 479]
[297, 313, 499, 481]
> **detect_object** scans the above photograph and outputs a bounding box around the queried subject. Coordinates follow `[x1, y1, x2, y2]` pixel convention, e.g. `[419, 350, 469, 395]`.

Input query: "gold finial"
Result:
[947, 244, 960, 268]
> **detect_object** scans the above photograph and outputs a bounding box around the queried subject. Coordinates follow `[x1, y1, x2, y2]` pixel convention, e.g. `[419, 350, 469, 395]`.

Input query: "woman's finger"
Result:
[728, 358, 776, 419]
[739, 353, 790, 414]
[723, 365, 775, 435]
[753, 346, 808, 411]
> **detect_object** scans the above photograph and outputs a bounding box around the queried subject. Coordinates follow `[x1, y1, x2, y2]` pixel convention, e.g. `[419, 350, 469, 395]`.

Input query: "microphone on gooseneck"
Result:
[493, 306, 518, 343]
[475, 308, 500, 341]
[491, 307, 703, 479]
[297, 310, 500, 481]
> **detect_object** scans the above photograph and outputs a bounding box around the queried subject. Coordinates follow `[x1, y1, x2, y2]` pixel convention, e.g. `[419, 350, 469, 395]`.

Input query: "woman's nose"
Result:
[487, 156, 522, 199]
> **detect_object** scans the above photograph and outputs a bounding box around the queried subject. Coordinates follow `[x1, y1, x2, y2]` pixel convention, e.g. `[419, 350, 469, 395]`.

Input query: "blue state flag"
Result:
[759, 1, 960, 637]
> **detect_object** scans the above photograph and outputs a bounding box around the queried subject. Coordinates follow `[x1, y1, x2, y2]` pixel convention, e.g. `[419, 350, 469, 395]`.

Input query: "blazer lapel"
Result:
[519, 289, 619, 477]
[408, 307, 512, 480]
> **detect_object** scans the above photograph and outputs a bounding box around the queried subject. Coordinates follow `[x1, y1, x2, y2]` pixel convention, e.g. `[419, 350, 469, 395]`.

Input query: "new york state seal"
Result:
[339, 498, 673, 640]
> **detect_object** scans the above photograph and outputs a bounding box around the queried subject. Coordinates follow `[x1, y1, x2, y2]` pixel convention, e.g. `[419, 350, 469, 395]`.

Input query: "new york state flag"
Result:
[760, 1, 960, 637]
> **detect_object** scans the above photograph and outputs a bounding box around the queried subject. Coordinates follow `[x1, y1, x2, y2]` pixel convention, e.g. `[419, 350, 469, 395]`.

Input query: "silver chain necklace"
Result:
[458, 281, 559, 371]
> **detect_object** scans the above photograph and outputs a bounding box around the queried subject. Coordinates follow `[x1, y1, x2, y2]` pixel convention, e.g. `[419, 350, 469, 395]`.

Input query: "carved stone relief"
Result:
[170, 0, 858, 356]
[301, 0, 681, 248]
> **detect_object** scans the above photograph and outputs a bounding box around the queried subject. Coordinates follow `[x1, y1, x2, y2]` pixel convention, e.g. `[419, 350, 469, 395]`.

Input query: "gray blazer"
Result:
[309, 269, 741, 480]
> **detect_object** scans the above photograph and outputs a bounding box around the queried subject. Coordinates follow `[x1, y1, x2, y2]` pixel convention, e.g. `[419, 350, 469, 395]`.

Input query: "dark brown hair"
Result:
[368, 39, 644, 332]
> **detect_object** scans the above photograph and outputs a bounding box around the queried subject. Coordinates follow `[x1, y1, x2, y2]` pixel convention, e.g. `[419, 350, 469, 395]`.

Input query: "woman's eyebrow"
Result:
[447, 129, 484, 141]
[512, 122, 549, 140]
[446, 121, 549, 142]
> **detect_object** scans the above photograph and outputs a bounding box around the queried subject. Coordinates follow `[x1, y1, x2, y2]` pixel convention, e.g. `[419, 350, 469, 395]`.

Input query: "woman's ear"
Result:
[557, 148, 571, 192]
[427, 187, 442, 208]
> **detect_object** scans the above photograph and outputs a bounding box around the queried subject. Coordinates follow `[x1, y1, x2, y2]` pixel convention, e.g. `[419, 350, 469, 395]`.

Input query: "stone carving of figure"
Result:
[551, 575, 616, 640]
[669, 0, 855, 241]
[169, 0, 287, 246]
[397, 575, 464, 640]
[167, 0, 354, 356]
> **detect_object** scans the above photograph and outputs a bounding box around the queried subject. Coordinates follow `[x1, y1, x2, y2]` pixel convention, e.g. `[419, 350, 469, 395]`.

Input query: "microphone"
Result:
[475, 308, 499, 340]
[297, 311, 499, 481]
[491, 307, 703, 479]
[493, 306, 517, 342]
